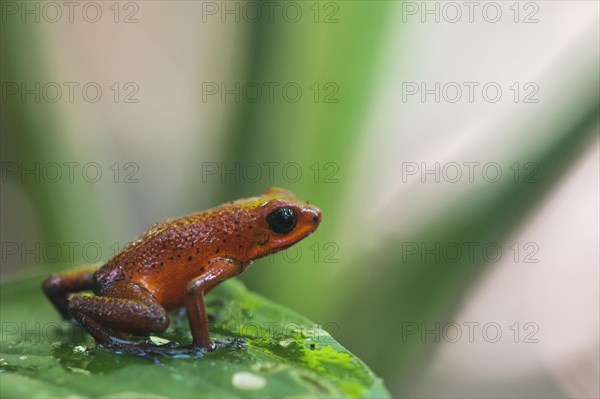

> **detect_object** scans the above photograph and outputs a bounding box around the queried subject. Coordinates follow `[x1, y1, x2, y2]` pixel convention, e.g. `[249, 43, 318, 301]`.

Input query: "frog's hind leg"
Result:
[42, 265, 100, 320]
[68, 281, 170, 347]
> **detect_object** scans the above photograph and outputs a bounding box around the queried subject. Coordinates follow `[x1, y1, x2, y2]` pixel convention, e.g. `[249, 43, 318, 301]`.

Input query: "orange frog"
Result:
[42, 188, 322, 350]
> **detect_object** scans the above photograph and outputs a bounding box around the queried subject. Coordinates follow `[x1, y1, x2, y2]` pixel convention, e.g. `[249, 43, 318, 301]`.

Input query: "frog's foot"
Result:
[100, 337, 246, 361]
[101, 338, 204, 360]
[100, 335, 157, 349]
[99, 336, 202, 360]
[215, 337, 247, 350]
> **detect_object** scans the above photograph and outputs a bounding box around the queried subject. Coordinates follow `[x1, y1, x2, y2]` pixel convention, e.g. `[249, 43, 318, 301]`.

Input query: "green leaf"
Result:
[0, 276, 390, 398]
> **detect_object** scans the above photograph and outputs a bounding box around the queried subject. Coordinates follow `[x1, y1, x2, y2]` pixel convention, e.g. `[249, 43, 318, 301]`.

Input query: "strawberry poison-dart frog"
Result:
[42, 188, 322, 350]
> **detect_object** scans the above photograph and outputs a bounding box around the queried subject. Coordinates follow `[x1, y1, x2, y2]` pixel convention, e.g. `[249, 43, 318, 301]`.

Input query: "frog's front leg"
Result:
[68, 281, 170, 346]
[186, 257, 241, 350]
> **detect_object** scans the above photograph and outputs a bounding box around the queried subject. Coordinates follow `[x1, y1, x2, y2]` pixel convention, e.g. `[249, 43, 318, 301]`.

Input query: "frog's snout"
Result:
[302, 206, 322, 231]
[310, 209, 322, 226]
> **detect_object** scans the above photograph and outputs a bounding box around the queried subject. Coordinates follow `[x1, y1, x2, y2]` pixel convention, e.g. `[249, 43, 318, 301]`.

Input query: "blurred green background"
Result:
[1, 1, 598, 397]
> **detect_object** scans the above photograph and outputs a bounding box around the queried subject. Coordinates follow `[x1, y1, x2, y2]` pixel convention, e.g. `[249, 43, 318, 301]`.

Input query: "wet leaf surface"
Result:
[0, 275, 390, 398]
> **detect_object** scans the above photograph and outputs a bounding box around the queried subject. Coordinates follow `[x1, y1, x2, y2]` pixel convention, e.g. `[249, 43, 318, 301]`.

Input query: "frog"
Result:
[42, 187, 322, 350]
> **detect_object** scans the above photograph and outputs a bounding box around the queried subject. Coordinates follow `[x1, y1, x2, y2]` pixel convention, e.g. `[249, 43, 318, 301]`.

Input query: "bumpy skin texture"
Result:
[42, 187, 322, 350]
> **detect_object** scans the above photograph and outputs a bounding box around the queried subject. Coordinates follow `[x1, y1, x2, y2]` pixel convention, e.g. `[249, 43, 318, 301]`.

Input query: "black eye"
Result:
[266, 207, 297, 234]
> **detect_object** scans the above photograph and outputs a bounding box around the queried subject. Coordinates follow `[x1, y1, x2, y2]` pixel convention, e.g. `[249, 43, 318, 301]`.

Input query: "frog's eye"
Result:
[266, 207, 297, 234]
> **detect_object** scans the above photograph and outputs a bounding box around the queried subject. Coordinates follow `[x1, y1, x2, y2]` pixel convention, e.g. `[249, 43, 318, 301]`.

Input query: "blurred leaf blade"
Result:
[334, 50, 600, 395]
[214, 0, 393, 311]
[1, 14, 108, 272]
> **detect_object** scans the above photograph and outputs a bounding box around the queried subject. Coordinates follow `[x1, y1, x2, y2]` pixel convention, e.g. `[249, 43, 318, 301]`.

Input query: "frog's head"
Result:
[241, 187, 322, 262]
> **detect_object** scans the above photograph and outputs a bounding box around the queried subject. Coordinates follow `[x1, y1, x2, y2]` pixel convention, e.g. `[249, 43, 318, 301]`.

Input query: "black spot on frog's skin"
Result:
[234, 217, 239, 224]
[188, 256, 193, 261]
[160, 262, 164, 266]
[215, 248, 220, 254]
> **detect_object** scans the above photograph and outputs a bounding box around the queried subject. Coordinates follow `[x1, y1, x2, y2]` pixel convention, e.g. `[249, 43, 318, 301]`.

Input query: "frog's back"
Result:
[92, 211, 214, 294]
